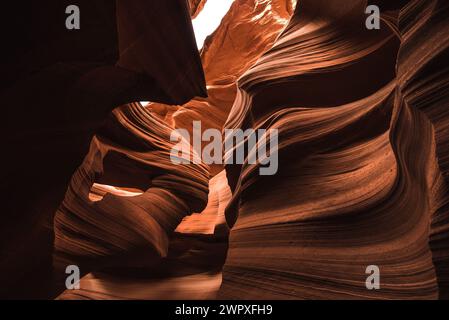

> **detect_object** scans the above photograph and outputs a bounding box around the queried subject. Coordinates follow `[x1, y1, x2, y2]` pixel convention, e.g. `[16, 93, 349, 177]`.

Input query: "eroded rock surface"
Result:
[219, 0, 449, 299]
[1, 0, 449, 301]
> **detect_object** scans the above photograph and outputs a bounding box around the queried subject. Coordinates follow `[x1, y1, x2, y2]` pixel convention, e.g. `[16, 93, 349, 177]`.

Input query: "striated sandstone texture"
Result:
[219, 0, 449, 299]
[1, 0, 207, 299]
[1, 0, 449, 301]
[56, 0, 295, 300]
[189, 0, 208, 18]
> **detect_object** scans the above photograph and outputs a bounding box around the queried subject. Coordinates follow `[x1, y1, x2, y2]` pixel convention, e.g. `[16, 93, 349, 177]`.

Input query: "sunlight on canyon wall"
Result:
[2, 0, 449, 301]
[192, 0, 235, 49]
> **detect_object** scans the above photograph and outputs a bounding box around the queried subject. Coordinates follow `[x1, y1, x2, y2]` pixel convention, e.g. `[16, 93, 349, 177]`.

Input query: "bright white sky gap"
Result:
[192, 0, 235, 49]
[141, 0, 234, 106]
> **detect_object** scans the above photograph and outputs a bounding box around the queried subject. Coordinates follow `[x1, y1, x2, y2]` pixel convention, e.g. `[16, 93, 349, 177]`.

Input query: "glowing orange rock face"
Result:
[189, 0, 208, 18]
[218, 0, 449, 299]
[2, 0, 449, 301]
[147, 0, 295, 176]
[55, 0, 294, 300]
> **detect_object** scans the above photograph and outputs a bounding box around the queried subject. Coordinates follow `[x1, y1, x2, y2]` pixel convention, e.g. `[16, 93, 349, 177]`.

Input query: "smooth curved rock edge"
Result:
[1, 0, 448, 300]
[219, 0, 449, 299]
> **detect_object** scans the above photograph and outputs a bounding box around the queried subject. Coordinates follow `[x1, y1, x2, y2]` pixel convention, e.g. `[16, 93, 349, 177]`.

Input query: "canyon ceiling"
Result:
[1, 0, 449, 300]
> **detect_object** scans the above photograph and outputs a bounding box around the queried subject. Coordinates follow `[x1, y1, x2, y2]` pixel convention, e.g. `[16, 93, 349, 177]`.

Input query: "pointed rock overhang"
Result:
[116, 0, 208, 105]
[1, 0, 207, 106]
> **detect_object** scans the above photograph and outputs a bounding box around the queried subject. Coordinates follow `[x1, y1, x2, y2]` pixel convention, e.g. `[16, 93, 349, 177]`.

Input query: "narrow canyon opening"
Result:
[2, 0, 449, 301]
[192, 0, 235, 49]
[140, 0, 235, 107]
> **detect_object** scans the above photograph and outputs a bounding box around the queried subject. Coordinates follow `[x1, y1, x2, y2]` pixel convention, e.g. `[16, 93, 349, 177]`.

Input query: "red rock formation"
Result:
[2, 0, 449, 301]
[0, 0, 206, 299]
[147, 0, 295, 176]
[57, 171, 231, 300]
[393, 0, 449, 299]
[189, 0, 208, 18]
[219, 0, 449, 299]
[55, 0, 294, 300]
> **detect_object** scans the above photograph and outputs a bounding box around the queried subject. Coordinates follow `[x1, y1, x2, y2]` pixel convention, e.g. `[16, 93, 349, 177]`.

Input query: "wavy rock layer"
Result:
[0, 1, 206, 299]
[52, 1, 210, 295]
[147, 0, 295, 175]
[55, 0, 293, 299]
[189, 0, 207, 18]
[57, 171, 231, 300]
[53, 103, 210, 271]
[395, 0, 449, 299]
[2, 0, 448, 301]
[219, 0, 449, 299]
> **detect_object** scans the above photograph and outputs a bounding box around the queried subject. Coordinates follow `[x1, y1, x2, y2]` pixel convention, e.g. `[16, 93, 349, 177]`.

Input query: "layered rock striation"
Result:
[219, 0, 449, 299]
[1, 0, 448, 300]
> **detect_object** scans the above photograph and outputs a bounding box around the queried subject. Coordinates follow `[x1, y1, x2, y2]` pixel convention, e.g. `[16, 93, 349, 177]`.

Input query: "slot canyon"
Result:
[1, 0, 449, 300]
